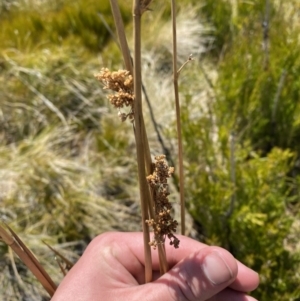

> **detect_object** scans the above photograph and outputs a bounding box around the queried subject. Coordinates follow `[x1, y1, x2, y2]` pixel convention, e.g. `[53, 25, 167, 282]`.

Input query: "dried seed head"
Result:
[146, 155, 179, 249]
[95, 68, 134, 120]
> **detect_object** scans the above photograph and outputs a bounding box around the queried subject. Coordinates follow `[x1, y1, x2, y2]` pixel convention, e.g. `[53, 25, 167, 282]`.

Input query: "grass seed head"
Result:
[95, 68, 134, 121]
[146, 155, 180, 249]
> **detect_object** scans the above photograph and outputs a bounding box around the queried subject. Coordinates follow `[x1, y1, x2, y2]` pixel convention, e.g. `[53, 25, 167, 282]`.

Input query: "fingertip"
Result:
[230, 260, 260, 292]
[201, 247, 238, 285]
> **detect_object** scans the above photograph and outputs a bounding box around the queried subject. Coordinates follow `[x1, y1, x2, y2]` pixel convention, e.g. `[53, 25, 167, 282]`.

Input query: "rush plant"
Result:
[95, 0, 187, 280]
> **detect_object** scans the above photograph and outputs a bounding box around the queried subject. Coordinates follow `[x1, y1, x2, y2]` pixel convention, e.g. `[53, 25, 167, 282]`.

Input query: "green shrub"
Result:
[182, 1, 300, 300]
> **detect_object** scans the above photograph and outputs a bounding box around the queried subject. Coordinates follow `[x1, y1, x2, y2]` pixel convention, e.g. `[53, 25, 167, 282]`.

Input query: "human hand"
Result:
[51, 232, 259, 301]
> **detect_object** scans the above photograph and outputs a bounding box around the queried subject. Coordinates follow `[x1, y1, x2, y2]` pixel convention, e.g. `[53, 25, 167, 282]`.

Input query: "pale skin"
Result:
[51, 232, 259, 301]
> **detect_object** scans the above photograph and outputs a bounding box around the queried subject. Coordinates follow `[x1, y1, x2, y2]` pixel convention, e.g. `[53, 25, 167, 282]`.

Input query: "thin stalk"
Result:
[138, 1, 169, 276]
[171, 0, 185, 235]
[158, 243, 169, 274]
[100, 8, 173, 169]
[43, 241, 74, 273]
[109, 0, 133, 74]
[110, 0, 169, 276]
[109, 0, 152, 173]
[0, 224, 57, 297]
[177, 55, 193, 75]
[133, 0, 152, 283]
[225, 132, 236, 218]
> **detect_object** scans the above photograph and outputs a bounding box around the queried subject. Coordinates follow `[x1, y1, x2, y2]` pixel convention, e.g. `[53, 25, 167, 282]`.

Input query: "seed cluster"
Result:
[95, 68, 134, 122]
[146, 155, 179, 249]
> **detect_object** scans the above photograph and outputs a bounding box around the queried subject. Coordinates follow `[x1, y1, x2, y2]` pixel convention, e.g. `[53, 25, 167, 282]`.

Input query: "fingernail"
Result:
[202, 252, 234, 285]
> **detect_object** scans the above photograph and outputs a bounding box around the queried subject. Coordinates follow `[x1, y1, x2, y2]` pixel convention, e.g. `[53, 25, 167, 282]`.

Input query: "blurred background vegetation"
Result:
[1, 0, 300, 300]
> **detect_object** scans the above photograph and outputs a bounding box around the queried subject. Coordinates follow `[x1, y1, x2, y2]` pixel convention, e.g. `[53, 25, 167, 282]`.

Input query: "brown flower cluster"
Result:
[95, 68, 134, 122]
[146, 155, 180, 249]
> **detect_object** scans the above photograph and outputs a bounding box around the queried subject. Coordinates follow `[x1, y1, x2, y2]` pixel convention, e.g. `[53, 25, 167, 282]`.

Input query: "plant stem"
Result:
[106, 3, 174, 173]
[133, 0, 152, 283]
[158, 244, 169, 274]
[110, 0, 169, 277]
[171, 0, 185, 235]
[0, 224, 57, 297]
[109, 0, 133, 74]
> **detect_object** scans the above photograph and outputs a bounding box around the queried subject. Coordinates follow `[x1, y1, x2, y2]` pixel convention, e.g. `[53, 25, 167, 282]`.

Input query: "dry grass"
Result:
[0, 116, 143, 299]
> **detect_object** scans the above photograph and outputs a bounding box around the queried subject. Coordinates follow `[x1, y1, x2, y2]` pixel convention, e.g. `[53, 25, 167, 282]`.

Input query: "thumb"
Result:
[141, 247, 238, 301]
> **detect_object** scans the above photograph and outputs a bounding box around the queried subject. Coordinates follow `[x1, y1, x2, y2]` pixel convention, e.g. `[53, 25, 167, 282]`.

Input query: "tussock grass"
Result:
[0, 45, 106, 144]
[0, 123, 141, 299]
[141, 4, 211, 64]
[0, 31, 143, 299]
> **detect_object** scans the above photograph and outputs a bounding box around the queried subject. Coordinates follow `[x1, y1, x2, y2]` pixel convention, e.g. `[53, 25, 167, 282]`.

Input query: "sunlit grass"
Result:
[0, 0, 132, 53]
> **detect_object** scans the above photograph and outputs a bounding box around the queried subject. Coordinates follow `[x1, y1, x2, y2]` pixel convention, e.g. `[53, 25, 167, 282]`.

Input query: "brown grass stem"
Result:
[158, 244, 169, 274]
[43, 241, 74, 274]
[109, 0, 133, 74]
[100, 7, 173, 172]
[108, 0, 170, 278]
[171, 0, 186, 235]
[136, 0, 170, 278]
[109, 0, 153, 176]
[0, 224, 57, 297]
[133, 0, 152, 283]
[178, 54, 194, 76]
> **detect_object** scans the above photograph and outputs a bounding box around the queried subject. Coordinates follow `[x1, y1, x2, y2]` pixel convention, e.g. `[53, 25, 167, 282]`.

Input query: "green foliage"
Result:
[0, 0, 131, 52]
[216, 9, 300, 154]
[186, 142, 298, 299]
[201, 0, 233, 56]
[181, 1, 300, 300]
